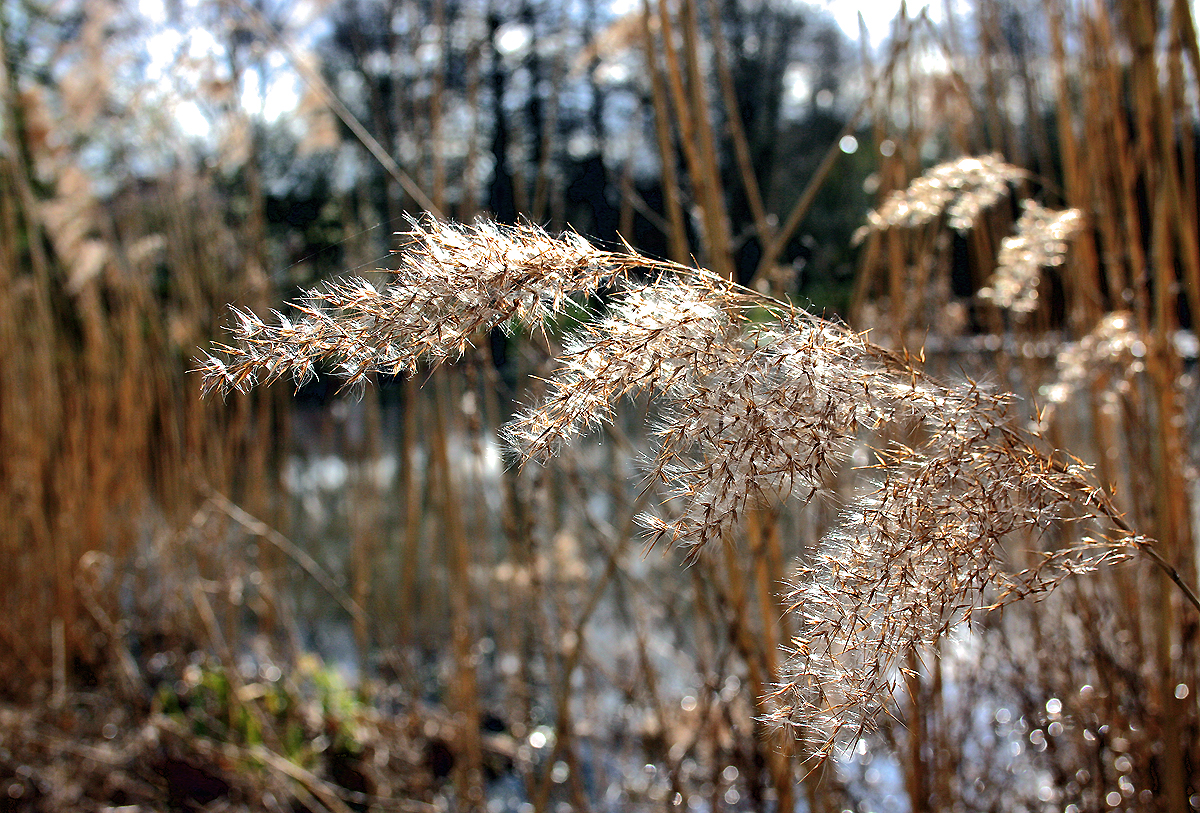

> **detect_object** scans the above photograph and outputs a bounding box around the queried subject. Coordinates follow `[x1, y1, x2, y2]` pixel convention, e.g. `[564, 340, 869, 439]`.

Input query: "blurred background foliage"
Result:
[1, 0, 1199, 810]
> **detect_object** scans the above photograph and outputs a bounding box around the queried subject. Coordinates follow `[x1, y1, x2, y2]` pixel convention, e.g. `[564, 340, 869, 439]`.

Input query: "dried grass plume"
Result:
[854, 154, 1026, 244]
[979, 200, 1083, 313]
[200, 212, 1186, 760]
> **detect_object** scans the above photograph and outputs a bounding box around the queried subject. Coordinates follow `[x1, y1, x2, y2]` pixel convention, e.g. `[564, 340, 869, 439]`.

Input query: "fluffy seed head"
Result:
[854, 154, 1026, 244]
[200, 214, 1148, 762]
[979, 201, 1083, 313]
[198, 215, 651, 395]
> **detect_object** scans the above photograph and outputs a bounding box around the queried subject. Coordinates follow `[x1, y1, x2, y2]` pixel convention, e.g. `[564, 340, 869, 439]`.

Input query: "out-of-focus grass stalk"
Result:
[428, 372, 485, 807]
[640, 0, 690, 264]
[656, 0, 733, 280]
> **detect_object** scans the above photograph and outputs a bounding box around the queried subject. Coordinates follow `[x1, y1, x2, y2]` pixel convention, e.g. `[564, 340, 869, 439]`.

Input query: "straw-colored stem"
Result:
[429, 373, 484, 808]
[641, 0, 690, 263]
[705, 0, 772, 249]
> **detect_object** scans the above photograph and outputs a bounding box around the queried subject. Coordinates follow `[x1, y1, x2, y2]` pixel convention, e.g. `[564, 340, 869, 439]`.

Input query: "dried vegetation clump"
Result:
[202, 213, 1164, 756]
[0, 678, 447, 811]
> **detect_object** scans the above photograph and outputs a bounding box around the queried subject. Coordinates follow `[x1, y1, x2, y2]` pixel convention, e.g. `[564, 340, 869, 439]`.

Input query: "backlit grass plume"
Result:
[979, 201, 1083, 313]
[198, 217, 656, 394]
[853, 153, 1025, 244]
[200, 213, 1194, 758]
[769, 402, 1136, 754]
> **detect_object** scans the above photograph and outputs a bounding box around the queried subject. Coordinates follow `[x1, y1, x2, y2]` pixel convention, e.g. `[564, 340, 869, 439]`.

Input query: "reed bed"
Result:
[0, 156, 280, 699]
[4, 0, 1200, 808]
[846, 0, 1200, 805]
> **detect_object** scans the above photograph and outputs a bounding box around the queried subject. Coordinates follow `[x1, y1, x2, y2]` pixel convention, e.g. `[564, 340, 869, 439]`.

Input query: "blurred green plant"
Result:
[155, 654, 366, 767]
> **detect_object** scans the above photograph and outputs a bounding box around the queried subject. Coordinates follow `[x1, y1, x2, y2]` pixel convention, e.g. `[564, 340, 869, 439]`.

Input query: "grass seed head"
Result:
[200, 213, 1151, 761]
[979, 201, 1083, 314]
[854, 154, 1025, 244]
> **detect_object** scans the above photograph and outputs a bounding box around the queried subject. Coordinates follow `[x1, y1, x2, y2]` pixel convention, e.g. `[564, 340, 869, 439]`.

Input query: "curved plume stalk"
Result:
[200, 214, 1184, 760]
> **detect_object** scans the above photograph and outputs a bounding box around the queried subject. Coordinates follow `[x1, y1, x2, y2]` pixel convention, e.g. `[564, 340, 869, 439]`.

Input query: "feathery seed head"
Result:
[766, 408, 1133, 756]
[979, 201, 1083, 314]
[854, 154, 1025, 244]
[200, 213, 1152, 762]
[199, 216, 639, 396]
